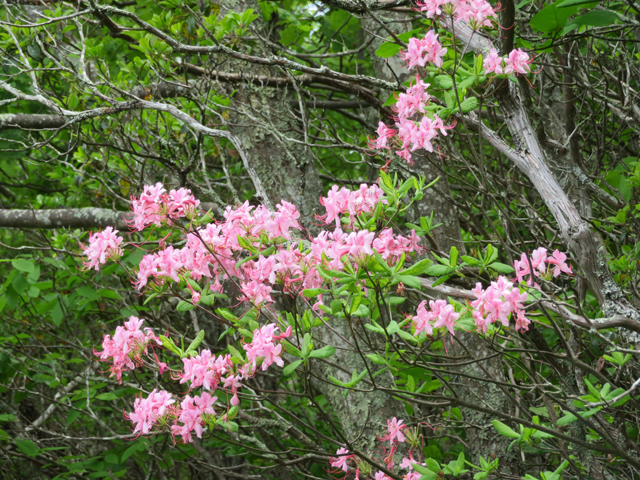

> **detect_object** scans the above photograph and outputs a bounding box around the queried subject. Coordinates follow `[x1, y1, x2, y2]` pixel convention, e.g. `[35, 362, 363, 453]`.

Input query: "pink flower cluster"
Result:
[416, 0, 497, 27]
[134, 200, 302, 293]
[126, 389, 217, 443]
[128, 183, 421, 310]
[94, 316, 160, 382]
[121, 322, 290, 441]
[318, 183, 386, 227]
[178, 323, 290, 408]
[514, 247, 572, 286]
[413, 299, 461, 336]
[243, 324, 291, 372]
[330, 417, 423, 479]
[484, 48, 532, 75]
[471, 276, 529, 333]
[81, 226, 123, 270]
[171, 392, 216, 443]
[130, 183, 200, 231]
[371, 76, 452, 164]
[127, 389, 175, 435]
[400, 31, 447, 69]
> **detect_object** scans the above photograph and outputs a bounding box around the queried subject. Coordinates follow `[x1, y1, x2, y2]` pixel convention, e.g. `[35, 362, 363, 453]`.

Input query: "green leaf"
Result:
[159, 335, 181, 356]
[530, 1, 578, 32]
[121, 440, 147, 462]
[413, 463, 438, 478]
[11, 259, 34, 273]
[66, 409, 81, 427]
[426, 458, 441, 472]
[366, 353, 387, 365]
[77, 286, 99, 301]
[374, 253, 393, 274]
[282, 360, 302, 376]
[425, 264, 455, 276]
[484, 245, 498, 264]
[15, 439, 39, 457]
[302, 288, 329, 298]
[475, 54, 484, 75]
[566, 9, 617, 28]
[436, 75, 454, 89]
[97, 289, 121, 300]
[96, 392, 118, 401]
[491, 420, 520, 438]
[176, 300, 195, 312]
[349, 295, 362, 315]
[449, 246, 459, 267]
[383, 93, 398, 107]
[461, 255, 481, 266]
[50, 300, 63, 326]
[186, 330, 205, 353]
[458, 96, 478, 113]
[283, 340, 303, 358]
[375, 42, 402, 58]
[557, 0, 599, 7]
[400, 258, 433, 276]
[308, 345, 336, 359]
[556, 407, 601, 426]
[394, 275, 422, 289]
[488, 262, 515, 274]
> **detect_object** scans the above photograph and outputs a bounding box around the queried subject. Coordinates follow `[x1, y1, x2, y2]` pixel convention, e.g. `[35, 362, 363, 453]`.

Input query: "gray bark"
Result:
[0, 204, 218, 229]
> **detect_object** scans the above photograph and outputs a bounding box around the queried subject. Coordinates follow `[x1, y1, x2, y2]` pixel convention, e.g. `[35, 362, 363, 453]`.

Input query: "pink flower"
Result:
[413, 300, 435, 335]
[319, 185, 351, 226]
[330, 447, 353, 472]
[483, 48, 504, 74]
[171, 392, 217, 443]
[432, 302, 460, 336]
[343, 230, 376, 259]
[95, 316, 161, 382]
[81, 227, 123, 270]
[167, 187, 200, 219]
[531, 247, 548, 273]
[243, 323, 287, 371]
[471, 277, 529, 333]
[240, 281, 273, 307]
[130, 183, 166, 230]
[382, 417, 406, 444]
[416, 0, 450, 17]
[504, 48, 531, 75]
[400, 31, 447, 70]
[454, 0, 497, 26]
[547, 249, 572, 277]
[371, 121, 396, 150]
[400, 457, 415, 469]
[127, 389, 174, 435]
[375, 472, 392, 480]
[155, 246, 183, 282]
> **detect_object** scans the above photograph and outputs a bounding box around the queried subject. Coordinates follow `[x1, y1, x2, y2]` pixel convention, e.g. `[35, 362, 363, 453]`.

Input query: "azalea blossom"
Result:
[95, 316, 161, 382]
[483, 48, 504, 74]
[383, 417, 407, 444]
[330, 447, 353, 472]
[81, 226, 123, 270]
[127, 389, 174, 435]
[504, 48, 532, 75]
[471, 276, 529, 333]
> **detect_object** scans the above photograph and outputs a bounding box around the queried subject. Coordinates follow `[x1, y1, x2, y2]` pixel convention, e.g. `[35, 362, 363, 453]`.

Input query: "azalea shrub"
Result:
[83, 169, 578, 479]
[2, 0, 640, 479]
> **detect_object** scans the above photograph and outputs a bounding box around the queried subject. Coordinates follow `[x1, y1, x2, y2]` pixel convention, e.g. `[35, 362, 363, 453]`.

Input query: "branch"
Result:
[0, 208, 131, 229]
[0, 203, 218, 229]
[449, 26, 640, 341]
[0, 113, 66, 131]
[91, 2, 397, 91]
